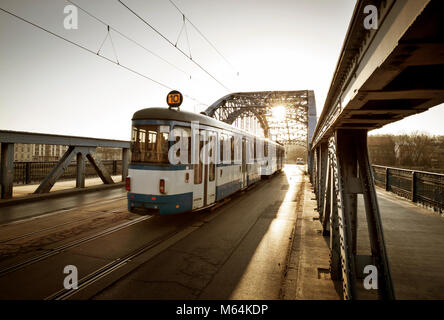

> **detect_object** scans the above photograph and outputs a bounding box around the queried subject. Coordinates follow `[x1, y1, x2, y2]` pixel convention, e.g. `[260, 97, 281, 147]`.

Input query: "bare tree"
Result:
[394, 131, 434, 167]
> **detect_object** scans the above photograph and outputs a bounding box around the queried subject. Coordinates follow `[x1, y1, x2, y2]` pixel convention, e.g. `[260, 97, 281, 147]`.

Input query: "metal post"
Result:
[308, 143, 313, 182]
[76, 152, 85, 188]
[112, 160, 117, 175]
[338, 131, 358, 258]
[411, 171, 416, 202]
[355, 130, 395, 300]
[0, 143, 14, 199]
[321, 154, 331, 235]
[313, 148, 319, 197]
[328, 136, 342, 281]
[122, 148, 129, 181]
[385, 167, 390, 191]
[334, 130, 358, 299]
[25, 162, 31, 184]
[319, 142, 328, 217]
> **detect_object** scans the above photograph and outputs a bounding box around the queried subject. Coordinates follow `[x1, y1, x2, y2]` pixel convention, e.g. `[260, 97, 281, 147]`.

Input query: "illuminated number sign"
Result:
[167, 90, 183, 109]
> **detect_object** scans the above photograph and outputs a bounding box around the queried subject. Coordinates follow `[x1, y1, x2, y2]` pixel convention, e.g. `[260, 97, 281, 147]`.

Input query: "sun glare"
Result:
[271, 105, 286, 121]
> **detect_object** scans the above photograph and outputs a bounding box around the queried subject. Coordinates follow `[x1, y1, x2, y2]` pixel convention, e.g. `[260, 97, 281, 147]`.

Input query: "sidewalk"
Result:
[0, 176, 124, 208]
[282, 175, 341, 300]
[12, 175, 123, 198]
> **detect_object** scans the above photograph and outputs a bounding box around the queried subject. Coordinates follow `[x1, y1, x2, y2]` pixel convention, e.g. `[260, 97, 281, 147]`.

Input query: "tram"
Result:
[126, 92, 284, 215]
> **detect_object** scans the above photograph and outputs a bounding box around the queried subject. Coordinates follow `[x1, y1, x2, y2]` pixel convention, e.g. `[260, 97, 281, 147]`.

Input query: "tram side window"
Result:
[231, 136, 234, 162]
[194, 140, 203, 184]
[254, 138, 257, 162]
[264, 142, 268, 157]
[172, 126, 191, 164]
[209, 134, 216, 182]
[221, 133, 230, 164]
[220, 134, 224, 163]
[131, 125, 169, 163]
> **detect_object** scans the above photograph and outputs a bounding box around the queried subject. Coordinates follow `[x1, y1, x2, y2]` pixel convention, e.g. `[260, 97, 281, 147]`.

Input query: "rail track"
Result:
[45, 226, 184, 300]
[0, 214, 150, 278]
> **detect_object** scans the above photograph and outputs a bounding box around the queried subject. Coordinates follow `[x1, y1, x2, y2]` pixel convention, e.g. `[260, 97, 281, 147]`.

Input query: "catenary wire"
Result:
[67, 0, 191, 78]
[168, 0, 238, 74]
[117, 0, 231, 92]
[0, 6, 207, 105]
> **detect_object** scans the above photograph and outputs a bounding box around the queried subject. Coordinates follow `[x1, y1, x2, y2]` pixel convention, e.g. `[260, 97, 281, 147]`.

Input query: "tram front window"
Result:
[131, 125, 170, 163]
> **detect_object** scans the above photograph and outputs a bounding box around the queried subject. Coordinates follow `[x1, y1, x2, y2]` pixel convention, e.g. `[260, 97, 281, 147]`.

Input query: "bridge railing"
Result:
[0, 130, 130, 200]
[13, 160, 123, 185]
[372, 165, 444, 213]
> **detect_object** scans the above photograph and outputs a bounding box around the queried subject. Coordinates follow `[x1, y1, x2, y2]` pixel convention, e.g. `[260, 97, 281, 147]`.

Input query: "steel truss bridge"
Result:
[203, 90, 317, 148]
[309, 0, 444, 300]
[205, 0, 444, 300]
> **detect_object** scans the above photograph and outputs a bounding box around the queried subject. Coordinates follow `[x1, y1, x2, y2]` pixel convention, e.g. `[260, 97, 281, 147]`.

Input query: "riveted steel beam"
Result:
[0, 143, 14, 199]
[203, 91, 317, 147]
[319, 129, 395, 300]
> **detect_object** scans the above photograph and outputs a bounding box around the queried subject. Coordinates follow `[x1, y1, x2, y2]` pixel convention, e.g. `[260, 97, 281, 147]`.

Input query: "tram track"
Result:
[0, 214, 151, 278]
[45, 226, 185, 300]
[0, 176, 277, 299]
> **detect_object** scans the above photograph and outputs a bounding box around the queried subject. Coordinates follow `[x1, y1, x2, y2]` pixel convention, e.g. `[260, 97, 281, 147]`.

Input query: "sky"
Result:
[0, 0, 443, 140]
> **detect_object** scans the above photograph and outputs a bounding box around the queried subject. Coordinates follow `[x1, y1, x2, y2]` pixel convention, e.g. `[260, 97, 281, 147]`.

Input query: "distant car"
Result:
[296, 158, 304, 165]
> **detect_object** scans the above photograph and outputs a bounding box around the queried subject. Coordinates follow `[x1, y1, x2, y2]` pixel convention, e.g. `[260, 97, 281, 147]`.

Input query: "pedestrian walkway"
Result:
[12, 175, 122, 198]
[284, 182, 444, 299]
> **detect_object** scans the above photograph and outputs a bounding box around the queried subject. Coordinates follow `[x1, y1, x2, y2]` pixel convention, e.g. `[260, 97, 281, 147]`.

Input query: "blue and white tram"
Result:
[126, 107, 284, 215]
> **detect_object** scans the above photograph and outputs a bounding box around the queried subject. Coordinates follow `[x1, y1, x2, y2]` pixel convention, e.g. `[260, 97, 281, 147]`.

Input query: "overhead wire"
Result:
[67, 0, 191, 78]
[167, 0, 238, 75]
[117, 0, 231, 92]
[0, 6, 207, 105]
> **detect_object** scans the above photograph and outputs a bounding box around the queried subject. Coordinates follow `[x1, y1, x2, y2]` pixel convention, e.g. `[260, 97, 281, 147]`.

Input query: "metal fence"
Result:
[372, 165, 444, 213]
[13, 160, 122, 185]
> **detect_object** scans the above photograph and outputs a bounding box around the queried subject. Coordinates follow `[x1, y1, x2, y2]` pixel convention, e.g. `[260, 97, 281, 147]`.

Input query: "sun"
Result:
[271, 105, 286, 121]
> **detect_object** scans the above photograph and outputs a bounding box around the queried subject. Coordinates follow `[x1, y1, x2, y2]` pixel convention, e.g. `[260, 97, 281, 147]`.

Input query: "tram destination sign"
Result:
[167, 90, 183, 109]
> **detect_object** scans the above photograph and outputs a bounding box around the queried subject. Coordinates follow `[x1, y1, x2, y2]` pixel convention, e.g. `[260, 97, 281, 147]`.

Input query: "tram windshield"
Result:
[131, 124, 170, 163]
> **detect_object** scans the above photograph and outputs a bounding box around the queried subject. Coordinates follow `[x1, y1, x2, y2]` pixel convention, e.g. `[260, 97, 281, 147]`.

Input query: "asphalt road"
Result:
[0, 164, 442, 300]
[0, 165, 305, 299]
[94, 165, 305, 299]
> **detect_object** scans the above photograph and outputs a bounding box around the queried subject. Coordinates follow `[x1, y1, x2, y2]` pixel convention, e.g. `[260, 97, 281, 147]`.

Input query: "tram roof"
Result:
[132, 107, 282, 146]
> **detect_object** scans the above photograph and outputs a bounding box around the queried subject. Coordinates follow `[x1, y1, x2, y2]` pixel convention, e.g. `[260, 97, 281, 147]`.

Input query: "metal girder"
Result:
[76, 152, 86, 188]
[306, 0, 444, 301]
[86, 152, 114, 185]
[203, 90, 317, 148]
[0, 143, 14, 199]
[315, 129, 395, 300]
[35, 146, 78, 194]
[312, 0, 444, 149]
[34, 146, 114, 194]
[0, 130, 130, 148]
[0, 131, 130, 200]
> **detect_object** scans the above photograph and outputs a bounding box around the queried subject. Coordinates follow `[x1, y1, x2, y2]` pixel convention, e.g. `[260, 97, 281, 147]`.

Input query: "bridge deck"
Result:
[359, 188, 444, 299]
[0, 166, 442, 299]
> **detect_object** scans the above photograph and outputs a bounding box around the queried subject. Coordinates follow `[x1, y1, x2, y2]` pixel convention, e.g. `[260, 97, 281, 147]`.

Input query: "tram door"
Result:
[242, 137, 247, 188]
[203, 132, 216, 206]
[192, 132, 204, 209]
[193, 130, 216, 209]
